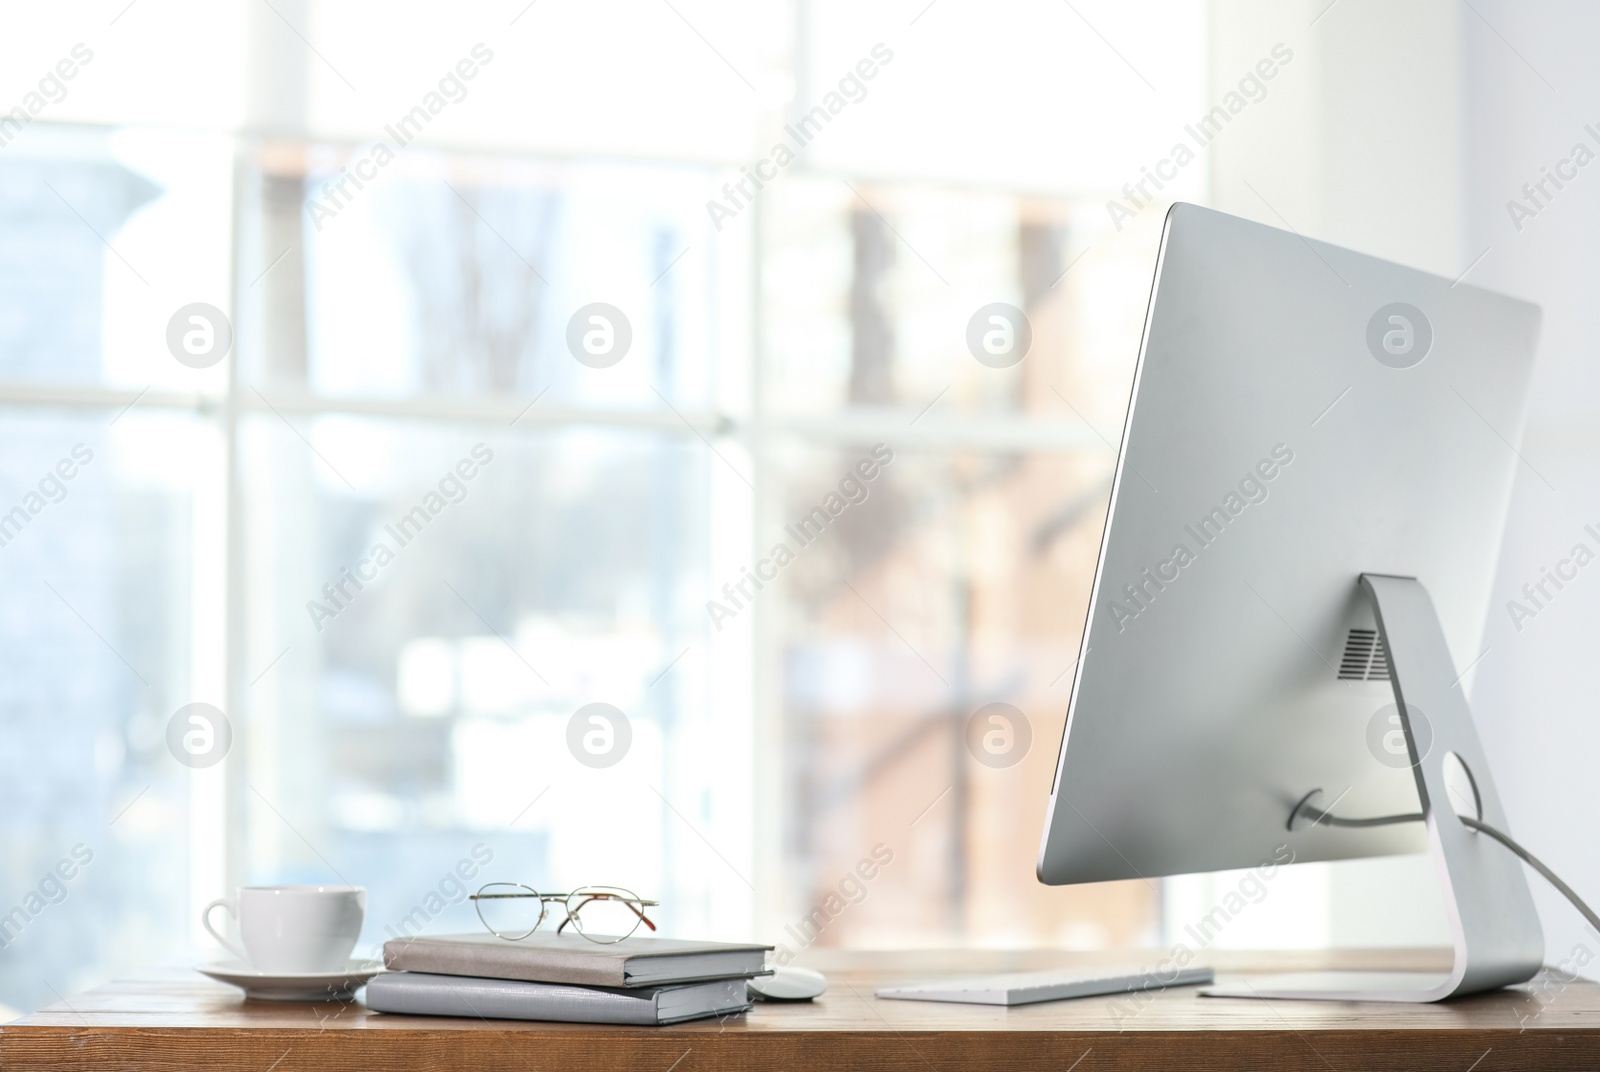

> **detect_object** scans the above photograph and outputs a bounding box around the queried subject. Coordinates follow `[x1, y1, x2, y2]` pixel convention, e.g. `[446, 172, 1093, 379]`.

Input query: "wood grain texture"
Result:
[3, 948, 1598, 1070]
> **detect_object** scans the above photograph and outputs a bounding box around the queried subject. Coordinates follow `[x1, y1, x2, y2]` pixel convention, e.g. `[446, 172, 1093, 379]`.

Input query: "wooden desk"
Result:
[3, 948, 1598, 1070]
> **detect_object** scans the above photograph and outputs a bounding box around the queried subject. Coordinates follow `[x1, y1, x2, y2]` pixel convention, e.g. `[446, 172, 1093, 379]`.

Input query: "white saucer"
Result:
[196, 959, 384, 1001]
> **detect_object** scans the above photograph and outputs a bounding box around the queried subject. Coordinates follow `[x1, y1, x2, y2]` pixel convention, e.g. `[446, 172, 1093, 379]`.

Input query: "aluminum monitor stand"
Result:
[1202, 574, 1544, 1002]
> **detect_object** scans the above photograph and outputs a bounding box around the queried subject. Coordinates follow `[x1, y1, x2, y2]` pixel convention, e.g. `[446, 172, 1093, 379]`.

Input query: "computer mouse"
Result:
[748, 965, 828, 1001]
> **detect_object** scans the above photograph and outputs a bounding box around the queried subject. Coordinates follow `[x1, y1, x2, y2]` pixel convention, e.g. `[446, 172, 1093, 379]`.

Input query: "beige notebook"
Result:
[383, 932, 772, 988]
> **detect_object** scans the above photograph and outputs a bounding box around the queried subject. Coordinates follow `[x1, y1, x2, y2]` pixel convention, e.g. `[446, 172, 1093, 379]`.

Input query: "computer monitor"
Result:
[1037, 203, 1545, 1001]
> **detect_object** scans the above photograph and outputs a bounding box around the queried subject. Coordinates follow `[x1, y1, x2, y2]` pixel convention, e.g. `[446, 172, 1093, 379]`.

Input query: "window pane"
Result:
[0, 125, 234, 392]
[761, 179, 1155, 423]
[245, 147, 734, 410]
[240, 416, 746, 947]
[766, 442, 1155, 949]
[0, 408, 203, 1011]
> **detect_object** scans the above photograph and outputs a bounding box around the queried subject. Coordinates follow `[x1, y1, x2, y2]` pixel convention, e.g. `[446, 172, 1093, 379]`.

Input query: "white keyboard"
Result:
[876, 966, 1214, 1006]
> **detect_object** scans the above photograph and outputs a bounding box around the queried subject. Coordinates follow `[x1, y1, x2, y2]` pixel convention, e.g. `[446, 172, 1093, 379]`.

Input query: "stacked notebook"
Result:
[368, 932, 773, 1026]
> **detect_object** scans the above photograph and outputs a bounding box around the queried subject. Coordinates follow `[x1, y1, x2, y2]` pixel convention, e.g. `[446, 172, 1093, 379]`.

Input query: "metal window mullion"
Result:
[221, 137, 249, 909]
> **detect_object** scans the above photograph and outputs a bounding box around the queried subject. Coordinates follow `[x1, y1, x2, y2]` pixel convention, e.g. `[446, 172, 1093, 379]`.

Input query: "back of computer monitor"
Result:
[1038, 203, 1541, 887]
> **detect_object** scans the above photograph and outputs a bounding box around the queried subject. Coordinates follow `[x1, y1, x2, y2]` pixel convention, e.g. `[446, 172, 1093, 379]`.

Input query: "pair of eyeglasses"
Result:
[470, 883, 659, 945]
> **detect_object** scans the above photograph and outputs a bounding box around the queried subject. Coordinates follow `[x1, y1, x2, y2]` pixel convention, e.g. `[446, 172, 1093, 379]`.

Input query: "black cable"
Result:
[1294, 799, 1423, 829]
[1293, 794, 1600, 936]
[1458, 815, 1600, 936]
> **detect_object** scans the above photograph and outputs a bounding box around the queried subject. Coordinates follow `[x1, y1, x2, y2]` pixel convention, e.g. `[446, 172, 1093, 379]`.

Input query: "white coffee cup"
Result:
[203, 886, 366, 973]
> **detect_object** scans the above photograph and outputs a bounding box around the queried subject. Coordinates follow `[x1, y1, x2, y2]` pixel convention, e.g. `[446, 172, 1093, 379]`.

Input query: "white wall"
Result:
[1209, 0, 1466, 273]
[1464, 0, 1600, 969]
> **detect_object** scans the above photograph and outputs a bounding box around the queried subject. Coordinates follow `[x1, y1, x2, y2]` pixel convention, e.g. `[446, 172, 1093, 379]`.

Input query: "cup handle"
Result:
[202, 898, 249, 962]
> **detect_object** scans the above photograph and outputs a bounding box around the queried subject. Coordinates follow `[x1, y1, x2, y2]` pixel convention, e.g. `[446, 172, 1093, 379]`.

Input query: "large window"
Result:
[0, 0, 1207, 1013]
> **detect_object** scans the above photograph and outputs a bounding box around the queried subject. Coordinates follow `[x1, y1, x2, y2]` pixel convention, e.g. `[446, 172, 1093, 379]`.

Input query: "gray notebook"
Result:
[383, 932, 771, 988]
[366, 971, 752, 1025]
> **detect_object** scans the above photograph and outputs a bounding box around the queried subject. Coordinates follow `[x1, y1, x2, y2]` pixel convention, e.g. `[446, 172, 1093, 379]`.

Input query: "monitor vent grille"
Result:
[1338, 628, 1391, 681]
